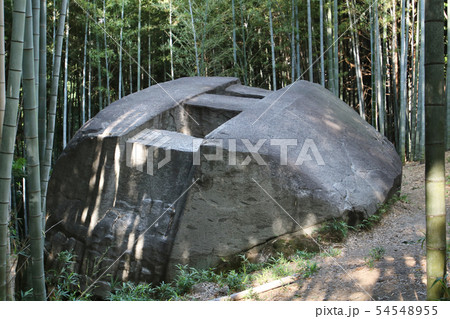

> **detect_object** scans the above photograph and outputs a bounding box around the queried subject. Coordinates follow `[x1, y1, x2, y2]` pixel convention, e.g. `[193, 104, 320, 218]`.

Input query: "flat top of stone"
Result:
[78, 77, 240, 138]
[207, 80, 400, 200]
[128, 129, 203, 152]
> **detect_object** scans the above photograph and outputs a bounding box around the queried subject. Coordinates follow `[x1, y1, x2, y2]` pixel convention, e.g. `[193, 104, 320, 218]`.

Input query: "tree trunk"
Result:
[269, 2, 276, 90]
[447, 0, 450, 150]
[295, 2, 301, 78]
[399, 0, 408, 162]
[333, 0, 339, 96]
[391, 0, 399, 147]
[94, 0, 102, 111]
[0, 0, 5, 142]
[319, 0, 325, 86]
[32, 0, 40, 106]
[199, 1, 207, 75]
[0, 0, 6, 300]
[129, 54, 133, 93]
[188, 0, 199, 76]
[88, 20, 92, 119]
[41, 0, 69, 225]
[169, 0, 174, 80]
[137, 0, 141, 90]
[232, 0, 237, 74]
[291, 0, 296, 82]
[0, 0, 26, 301]
[62, 5, 69, 149]
[239, 0, 248, 85]
[38, 0, 47, 166]
[118, 0, 124, 98]
[347, 0, 364, 119]
[307, 0, 313, 82]
[417, 0, 425, 161]
[411, 0, 419, 158]
[374, 1, 385, 135]
[327, 0, 334, 92]
[425, 0, 447, 301]
[23, 0, 46, 299]
[81, 8, 88, 125]
[370, 7, 376, 128]
[148, 12, 151, 87]
[103, 0, 110, 104]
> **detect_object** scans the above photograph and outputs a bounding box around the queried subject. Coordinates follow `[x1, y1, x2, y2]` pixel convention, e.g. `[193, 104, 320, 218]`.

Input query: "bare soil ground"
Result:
[253, 155, 450, 301]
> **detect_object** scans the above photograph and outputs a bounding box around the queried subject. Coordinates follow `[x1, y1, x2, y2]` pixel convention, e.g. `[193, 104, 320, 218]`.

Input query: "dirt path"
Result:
[256, 157, 450, 301]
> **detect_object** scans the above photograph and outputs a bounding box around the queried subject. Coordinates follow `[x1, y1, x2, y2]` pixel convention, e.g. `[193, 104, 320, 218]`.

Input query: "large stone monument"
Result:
[45, 77, 402, 295]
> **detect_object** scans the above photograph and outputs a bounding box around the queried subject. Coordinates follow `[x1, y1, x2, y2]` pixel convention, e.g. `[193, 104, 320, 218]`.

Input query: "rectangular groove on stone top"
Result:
[184, 93, 261, 112]
[138, 103, 241, 139]
[222, 84, 272, 99]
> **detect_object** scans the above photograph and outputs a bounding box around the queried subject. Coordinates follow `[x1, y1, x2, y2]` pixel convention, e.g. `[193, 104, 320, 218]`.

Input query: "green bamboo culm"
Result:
[38, 0, 47, 228]
[32, 0, 39, 106]
[38, 0, 47, 174]
[425, 0, 447, 301]
[23, 0, 46, 300]
[41, 0, 69, 217]
[0, 0, 27, 301]
[0, 0, 5, 141]
[399, 0, 408, 162]
[447, 0, 450, 150]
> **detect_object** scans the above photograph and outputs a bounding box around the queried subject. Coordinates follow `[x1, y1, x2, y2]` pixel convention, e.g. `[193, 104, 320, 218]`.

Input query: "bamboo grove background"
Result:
[3, 0, 439, 161]
[0, 0, 449, 300]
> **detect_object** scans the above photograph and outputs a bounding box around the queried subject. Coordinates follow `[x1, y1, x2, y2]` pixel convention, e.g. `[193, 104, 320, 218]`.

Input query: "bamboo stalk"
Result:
[188, 0, 199, 76]
[41, 0, 69, 222]
[23, 0, 46, 299]
[0, 0, 26, 301]
[269, 1, 276, 90]
[425, 0, 447, 301]
[307, 0, 313, 82]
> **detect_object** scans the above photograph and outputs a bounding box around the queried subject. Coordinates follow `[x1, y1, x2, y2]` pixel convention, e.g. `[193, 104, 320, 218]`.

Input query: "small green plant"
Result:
[174, 265, 220, 294]
[430, 274, 450, 301]
[319, 247, 341, 258]
[225, 270, 248, 291]
[369, 246, 385, 260]
[242, 288, 261, 301]
[251, 251, 319, 285]
[109, 282, 156, 301]
[111, 250, 321, 301]
[19, 288, 33, 300]
[302, 261, 319, 278]
[355, 193, 408, 231]
[46, 250, 92, 301]
[365, 246, 385, 268]
[254, 253, 293, 284]
[239, 254, 265, 273]
[155, 282, 181, 300]
[356, 214, 381, 230]
[294, 250, 317, 260]
[417, 234, 426, 249]
[318, 219, 350, 242]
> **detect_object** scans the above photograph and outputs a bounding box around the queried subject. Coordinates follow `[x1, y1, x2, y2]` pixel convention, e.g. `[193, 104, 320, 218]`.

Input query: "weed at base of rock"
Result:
[319, 247, 342, 258]
[317, 219, 350, 242]
[365, 246, 385, 268]
[46, 250, 92, 301]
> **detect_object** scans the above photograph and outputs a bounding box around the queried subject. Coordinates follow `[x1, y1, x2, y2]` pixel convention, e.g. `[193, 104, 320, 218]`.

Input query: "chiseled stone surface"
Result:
[45, 77, 401, 296]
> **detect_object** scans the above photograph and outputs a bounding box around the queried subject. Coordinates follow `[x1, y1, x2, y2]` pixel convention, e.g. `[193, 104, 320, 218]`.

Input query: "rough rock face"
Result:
[45, 77, 401, 296]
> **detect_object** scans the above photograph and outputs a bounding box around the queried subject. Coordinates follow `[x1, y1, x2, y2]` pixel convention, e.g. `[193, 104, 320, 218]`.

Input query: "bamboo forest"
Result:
[0, 0, 448, 303]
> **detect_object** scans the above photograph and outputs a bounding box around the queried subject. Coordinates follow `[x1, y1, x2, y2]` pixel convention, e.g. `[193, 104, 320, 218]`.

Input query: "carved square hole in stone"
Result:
[152, 104, 241, 138]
